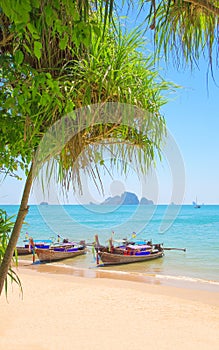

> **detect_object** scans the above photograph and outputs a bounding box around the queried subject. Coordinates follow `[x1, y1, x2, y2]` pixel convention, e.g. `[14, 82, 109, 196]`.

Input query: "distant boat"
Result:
[193, 197, 201, 208]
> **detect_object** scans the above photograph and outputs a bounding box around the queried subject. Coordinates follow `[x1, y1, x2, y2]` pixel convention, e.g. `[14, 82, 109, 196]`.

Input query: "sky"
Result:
[160, 62, 219, 205]
[1, 8, 219, 205]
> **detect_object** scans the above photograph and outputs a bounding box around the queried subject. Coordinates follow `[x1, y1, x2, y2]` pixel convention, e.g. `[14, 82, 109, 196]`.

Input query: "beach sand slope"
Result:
[1, 268, 219, 350]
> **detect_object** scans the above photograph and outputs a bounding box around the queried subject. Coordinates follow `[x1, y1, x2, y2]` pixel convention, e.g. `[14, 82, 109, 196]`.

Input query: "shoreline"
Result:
[17, 259, 219, 306]
[19, 257, 219, 292]
[1, 264, 219, 350]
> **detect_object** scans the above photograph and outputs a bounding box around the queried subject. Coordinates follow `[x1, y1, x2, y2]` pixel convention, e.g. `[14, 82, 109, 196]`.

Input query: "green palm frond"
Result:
[140, 0, 219, 69]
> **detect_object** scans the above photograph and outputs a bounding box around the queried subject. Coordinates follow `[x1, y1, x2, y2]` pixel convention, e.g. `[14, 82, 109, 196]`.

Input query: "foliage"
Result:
[120, 0, 219, 69]
[46, 27, 177, 192]
[0, 0, 115, 177]
[146, 0, 219, 69]
[0, 209, 23, 296]
[2, 0, 217, 73]
[0, 1, 176, 190]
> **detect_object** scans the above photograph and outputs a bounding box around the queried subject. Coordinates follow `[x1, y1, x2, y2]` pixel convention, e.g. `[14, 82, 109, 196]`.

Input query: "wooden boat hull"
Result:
[36, 247, 86, 262]
[16, 247, 32, 255]
[98, 250, 164, 266]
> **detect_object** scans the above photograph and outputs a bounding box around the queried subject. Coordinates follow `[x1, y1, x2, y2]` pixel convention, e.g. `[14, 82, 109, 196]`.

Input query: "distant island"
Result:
[40, 201, 49, 205]
[100, 191, 154, 205]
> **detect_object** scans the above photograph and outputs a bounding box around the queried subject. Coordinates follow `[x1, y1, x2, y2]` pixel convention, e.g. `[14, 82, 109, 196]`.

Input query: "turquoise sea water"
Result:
[2, 204, 219, 289]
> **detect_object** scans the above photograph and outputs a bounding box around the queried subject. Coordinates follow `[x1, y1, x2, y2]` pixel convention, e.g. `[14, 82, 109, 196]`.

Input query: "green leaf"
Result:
[27, 22, 39, 39]
[44, 5, 55, 26]
[34, 41, 42, 60]
[31, 0, 40, 8]
[46, 73, 52, 79]
[92, 24, 101, 38]
[14, 50, 24, 65]
[59, 34, 68, 50]
[18, 94, 25, 105]
[23, 43, 32, 54]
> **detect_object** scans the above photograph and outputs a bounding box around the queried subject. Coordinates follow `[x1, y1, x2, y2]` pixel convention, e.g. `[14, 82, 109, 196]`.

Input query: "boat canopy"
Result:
[127, 244, 151, 250]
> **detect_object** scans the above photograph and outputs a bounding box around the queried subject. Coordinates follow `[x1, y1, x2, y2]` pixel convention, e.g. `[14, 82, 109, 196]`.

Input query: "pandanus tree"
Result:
[0, 0, 176, 295]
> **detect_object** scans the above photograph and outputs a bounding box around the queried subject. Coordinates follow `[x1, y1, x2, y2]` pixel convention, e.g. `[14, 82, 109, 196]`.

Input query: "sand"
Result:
[1, 264, 219, 350]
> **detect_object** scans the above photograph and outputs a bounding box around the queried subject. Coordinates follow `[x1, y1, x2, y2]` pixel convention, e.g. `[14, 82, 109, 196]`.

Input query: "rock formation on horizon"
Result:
[101, 191, 153, 205]
[139, 197, 154, 205]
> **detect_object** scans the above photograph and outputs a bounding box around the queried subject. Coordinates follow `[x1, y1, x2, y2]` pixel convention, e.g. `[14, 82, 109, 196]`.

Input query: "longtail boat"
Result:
[98, 249, 164, 265]
[15, 239, 52, 255]
[94, 235, 164, 266]
[15, 234, 74, 256]
[36, 241, 86, 262]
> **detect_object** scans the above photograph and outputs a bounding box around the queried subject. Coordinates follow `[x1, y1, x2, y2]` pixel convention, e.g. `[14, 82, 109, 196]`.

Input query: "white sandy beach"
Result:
[1, 264, 219, 350]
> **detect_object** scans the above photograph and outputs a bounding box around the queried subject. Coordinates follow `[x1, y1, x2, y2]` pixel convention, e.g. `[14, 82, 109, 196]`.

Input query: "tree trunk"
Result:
[0, 163, 33, 296]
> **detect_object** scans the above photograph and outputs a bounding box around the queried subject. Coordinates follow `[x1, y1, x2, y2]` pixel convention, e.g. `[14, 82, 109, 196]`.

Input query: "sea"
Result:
[2, 204, 219, 291]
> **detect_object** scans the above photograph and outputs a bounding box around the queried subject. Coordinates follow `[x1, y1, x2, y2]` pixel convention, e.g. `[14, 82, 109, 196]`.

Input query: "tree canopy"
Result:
[0, 0, 175, 179]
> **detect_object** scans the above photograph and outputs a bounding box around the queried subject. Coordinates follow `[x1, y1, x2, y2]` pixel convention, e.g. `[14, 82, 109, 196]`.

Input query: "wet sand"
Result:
[0, 262, 219, 350]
